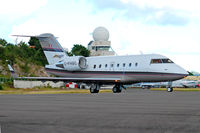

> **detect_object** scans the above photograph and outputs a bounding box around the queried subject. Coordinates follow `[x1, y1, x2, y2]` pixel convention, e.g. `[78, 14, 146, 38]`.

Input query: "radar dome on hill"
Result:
[93, 27, 109, 41]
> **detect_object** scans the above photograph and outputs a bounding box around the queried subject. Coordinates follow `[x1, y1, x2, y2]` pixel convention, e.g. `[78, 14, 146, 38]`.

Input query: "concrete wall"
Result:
[14, 80, 64, 88]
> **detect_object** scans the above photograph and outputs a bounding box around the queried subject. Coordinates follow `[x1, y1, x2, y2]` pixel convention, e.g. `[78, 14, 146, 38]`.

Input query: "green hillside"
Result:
[0, 37, 90, 78]
[0, 37, 48, 77]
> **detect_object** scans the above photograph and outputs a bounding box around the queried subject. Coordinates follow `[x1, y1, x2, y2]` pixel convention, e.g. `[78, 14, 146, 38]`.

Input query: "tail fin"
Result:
[13, 33, 67, 65]
[36, 33, 67, 65]
[8, 64, 18, 78]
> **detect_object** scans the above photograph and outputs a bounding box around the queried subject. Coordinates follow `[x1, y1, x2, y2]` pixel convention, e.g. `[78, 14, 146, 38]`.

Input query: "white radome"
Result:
[93, 27, 109, 41]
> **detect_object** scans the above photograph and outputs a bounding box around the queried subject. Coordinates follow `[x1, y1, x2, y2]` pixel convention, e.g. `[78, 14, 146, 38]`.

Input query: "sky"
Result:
[0, 0, 200, 72]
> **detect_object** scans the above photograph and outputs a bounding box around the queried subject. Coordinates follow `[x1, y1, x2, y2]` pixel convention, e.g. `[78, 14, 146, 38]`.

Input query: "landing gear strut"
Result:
[90, 83, 100, 93]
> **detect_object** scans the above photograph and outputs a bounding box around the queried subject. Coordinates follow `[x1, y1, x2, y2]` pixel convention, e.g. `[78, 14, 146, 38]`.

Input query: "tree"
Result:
[187, 71, 194, 76]
[28, 37, 48, 66]
[4, 44, 17, 64]
[0, 47, 5, 60]
[71, 44, 90, 57]
[0, 38, 7, 46]
[66, 51, 73, 56]
[28, 37, 41, 50]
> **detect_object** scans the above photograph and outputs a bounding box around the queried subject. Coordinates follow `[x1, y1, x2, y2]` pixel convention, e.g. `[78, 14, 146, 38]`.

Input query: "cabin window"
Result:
[94, 65, 96, 69]
[151, 59, 162, 64]
[111, 64, 114, 67]
[135, 63, 138, 67]
[99, 64, 101, 68]
[105, 64, 108, 68]
[123, 63, 125, 67]
[151, 59, 174, 64]
[117, 64, 120, 67]
[129, 63, 132, 67]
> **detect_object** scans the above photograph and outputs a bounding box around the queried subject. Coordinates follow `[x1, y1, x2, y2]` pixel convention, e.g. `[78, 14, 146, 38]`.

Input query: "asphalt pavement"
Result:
[0, 89, 200, 133]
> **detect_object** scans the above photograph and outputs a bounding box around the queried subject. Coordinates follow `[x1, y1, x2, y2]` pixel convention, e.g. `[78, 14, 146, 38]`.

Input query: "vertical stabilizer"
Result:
[8, 64, 18, 78]
[36, 33, 67, 65]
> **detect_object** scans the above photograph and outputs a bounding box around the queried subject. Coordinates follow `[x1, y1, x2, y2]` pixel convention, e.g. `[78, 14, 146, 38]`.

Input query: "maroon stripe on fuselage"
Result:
[45, 68, 186, 77]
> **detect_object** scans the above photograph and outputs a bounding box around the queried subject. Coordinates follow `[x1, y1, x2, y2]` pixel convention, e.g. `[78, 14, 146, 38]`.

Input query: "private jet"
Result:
[14, 33, 188, 93]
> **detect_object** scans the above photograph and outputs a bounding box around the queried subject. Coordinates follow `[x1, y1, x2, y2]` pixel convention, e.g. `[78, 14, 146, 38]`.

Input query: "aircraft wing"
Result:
[16, 77, 122, 83]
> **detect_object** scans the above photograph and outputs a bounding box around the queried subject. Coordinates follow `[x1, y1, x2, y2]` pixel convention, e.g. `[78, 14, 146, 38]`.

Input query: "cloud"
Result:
[87, 0, 125, 10]
[0, 0, 48, 40]
[88, 0, 190, 26]
[0, 0, 48, 17]
[150, 11, 189, 26]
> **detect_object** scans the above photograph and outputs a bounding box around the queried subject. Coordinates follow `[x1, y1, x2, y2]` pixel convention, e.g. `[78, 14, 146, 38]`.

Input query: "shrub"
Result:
[0, 84, 3, 90]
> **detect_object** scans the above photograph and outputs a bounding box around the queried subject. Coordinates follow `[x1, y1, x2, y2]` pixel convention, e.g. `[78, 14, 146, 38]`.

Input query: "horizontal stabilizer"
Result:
[12, 34, 58, 38]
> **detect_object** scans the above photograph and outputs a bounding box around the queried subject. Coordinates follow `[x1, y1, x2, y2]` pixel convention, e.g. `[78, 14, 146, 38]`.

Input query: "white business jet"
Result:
[14, 33, 188, 93]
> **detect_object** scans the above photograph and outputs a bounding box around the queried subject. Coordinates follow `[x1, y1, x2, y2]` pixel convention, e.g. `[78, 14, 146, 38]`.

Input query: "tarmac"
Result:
[0, 89, 200, 133]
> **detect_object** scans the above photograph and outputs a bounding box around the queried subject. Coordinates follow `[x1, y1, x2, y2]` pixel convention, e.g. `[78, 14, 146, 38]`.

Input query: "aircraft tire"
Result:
[112, 85, 122, 93]
[80, 85, 85, 89]
[167, 87, 173, 92]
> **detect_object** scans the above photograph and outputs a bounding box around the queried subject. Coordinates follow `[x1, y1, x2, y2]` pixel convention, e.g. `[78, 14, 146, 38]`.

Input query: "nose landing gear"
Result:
[167, 81, 173, 92]
[167, 87, 173, 92]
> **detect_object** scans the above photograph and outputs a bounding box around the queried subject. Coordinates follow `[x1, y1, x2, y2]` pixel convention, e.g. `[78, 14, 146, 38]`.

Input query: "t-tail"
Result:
[36, 33, 67, 65]
[8, 64, 18, 78]
[13, 33, 68, 65]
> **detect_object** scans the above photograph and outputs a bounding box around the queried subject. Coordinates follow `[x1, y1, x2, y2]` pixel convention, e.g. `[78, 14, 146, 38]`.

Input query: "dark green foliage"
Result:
[0, 37, 48, 67]
[0, 47, 5, 60]
[0, 38, 7, 46]
[188, 71, 193, 76]
[28, 37, 48, 66]
[66, 51, 73, 56]
[28, 37, 41, 50]
[4, 81, 13, 88]
[0, 84, 3, 90]
[71, 44, 90, 57]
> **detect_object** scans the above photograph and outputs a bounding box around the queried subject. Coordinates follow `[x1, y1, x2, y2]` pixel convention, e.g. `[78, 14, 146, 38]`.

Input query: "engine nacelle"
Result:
[63, 56, 87, 71]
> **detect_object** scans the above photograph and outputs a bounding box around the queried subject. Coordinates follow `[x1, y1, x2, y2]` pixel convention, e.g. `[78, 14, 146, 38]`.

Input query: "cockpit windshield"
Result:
[150, 58, 174, 64]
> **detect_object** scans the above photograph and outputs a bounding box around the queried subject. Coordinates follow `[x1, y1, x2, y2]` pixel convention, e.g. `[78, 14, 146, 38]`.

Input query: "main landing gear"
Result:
[112, 84, 126, 93]
[89, 83, 125, 93]
[112, 84, 122, 93]
[89, 83, 100, 93]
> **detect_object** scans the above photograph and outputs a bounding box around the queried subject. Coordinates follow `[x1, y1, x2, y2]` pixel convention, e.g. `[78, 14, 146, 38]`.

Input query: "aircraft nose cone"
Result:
[180, 68, 189, 77]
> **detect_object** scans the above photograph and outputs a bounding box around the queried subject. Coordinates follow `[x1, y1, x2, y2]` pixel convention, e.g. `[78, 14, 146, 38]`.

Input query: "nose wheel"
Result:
[167, 81, 173, 92]
[167, 87, 173, 92]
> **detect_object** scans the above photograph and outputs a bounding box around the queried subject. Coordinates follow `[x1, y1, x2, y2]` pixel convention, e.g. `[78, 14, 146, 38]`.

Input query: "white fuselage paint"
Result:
[45, 54, 188, 84]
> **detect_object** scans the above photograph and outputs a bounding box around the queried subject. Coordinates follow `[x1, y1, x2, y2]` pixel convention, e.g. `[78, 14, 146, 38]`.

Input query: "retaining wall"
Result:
[14, 80, 64, 88]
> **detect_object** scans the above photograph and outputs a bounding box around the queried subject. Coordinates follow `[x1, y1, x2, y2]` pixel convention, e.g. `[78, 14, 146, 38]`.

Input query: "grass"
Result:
[1, 86, 200, 95]
[0, 87, 112, 95]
